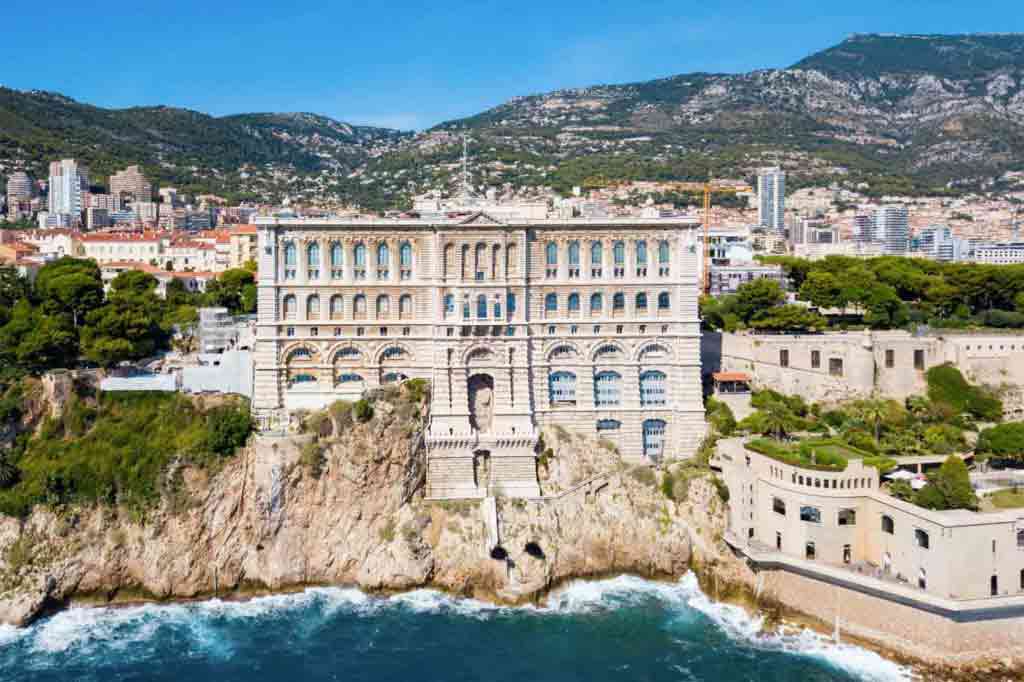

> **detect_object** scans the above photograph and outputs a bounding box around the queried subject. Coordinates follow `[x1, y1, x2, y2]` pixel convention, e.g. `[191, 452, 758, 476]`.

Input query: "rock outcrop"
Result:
[0, 392, 738, 626]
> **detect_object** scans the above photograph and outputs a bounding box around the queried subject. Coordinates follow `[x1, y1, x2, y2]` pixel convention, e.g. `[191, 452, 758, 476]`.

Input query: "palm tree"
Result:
[855, 399, 889, 444]
[760, 403, 795, 442]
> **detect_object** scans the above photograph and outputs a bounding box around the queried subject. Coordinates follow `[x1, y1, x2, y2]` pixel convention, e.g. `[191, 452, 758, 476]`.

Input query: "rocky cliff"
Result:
[0, 387, 740, 627]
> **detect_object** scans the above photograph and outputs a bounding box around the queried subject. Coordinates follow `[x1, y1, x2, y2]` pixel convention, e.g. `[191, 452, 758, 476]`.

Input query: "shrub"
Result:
[863, 456, 898, 473]
[705, 397, 736, 436]
[976, 422, 1024, 462]
[353, 399, 374, 423]
[404, 378, 430, 404]
[926, 364, 1003, 422]
[628, 465, 656, 487]
[328, 400, 354, 430]
[300, 440, 326, 478]
[205, 404, 254, 456]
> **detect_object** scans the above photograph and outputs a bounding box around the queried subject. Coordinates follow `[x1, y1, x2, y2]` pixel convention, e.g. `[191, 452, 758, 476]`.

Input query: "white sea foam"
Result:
[4, 574, 911, 680]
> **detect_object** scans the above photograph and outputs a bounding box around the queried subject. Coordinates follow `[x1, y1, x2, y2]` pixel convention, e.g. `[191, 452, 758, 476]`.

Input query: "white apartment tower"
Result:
[5, 172, 32, 220]
[252, 199, 707, 498]
[48, 159, 90, 223]
[109, 166, 153, 210]
[757, 167, 786, 234]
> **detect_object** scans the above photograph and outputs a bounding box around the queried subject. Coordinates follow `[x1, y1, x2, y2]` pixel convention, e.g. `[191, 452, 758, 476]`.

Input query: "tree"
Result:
[734, 278, 786, 323]
[799, 271, 843, 309]
[976, 423, 1024, 462]
[853, 399, 889, 443]
[203, 268, 256, 314]
[80, 271, 166, 367]
[915, 455, 978, 511]
[748, 304, 827, 332]
[205, 405, 253, 455]
[0, 300, 78, 372]
[0, 266, 30, 309]
[34, 258, 104, 328]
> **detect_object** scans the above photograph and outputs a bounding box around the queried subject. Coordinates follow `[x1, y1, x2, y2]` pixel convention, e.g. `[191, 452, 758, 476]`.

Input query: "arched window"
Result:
[491, 244, 501, 279]
[338, 372, 364, 384]
[400, 241, 412, 267]
[382, 372, 408, 385]
[443, 243, 454, 278]
[658, 240, 670, 264]
[549, 371, 577, 405]
[288, 347, 312, 362]
[568, 293, 580, 312]
[290, 373, 317, 385]
[545, 293, 558, 313]
[334, 347, 360, 361]
[594, 344, 622, 360]
[461, 244, 470, 279]
[307, 242, 320, 267]
[506, 242, 518, 275]
[596, 419, 621, 432]
[331, 241, 343, 265]
[477, 294, 488, 319]
[613, 293, 625, 311]
[640, 370, 667, 406]
[568, 241, 580, 265]
[284, 242, 297, 266]
[382, 346, 406, 360]
[282, 294, 297, 320]
[376, 294, 390, 317]
[636, 240, 647, 264]
[636, 292, 648, 311]
[642, 419, 667, 461]
[399, 294, 413, 318]
[353, 294, 367, 316]
[444, 294, 455, 316]
[506, 293, 517, 315]
[613, 241, 625, 265]
[590, 293, 603, 312]
[594, 371, 622, 407]
[475, 243, 486, 277]
[658, 292, 670, 310]
[591, 241, 603, 265]
[306, 294, 320, 319]
[354, 243, 366, 267]
[330, 295, 343, 319]
[881, 515, 895, 534]
[545, 241, 558, 266]
[377, 242, 390, 266]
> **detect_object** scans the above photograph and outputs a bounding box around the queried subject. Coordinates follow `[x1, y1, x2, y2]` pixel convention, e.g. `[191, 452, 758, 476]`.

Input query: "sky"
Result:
[4, 0, 1024, 131]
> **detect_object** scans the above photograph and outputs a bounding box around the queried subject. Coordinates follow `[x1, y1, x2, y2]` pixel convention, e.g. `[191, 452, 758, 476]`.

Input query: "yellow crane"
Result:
[664, 181, 752, 294]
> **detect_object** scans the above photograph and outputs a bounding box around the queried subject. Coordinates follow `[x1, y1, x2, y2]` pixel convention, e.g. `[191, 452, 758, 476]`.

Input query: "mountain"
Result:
[2, 33, 1024, 209]
[0, 89, 409, 203]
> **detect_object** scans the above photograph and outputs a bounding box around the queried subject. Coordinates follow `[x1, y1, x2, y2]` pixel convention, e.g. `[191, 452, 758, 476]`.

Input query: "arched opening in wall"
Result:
[473, 449, 491, 489]
[642, 419, 666, 463]
[468, 374, 495, 433]
[382, 371, 408, 385]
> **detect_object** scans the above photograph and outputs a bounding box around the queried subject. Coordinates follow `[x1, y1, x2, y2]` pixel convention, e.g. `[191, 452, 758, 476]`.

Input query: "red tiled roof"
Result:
[712, 372, 751, 382]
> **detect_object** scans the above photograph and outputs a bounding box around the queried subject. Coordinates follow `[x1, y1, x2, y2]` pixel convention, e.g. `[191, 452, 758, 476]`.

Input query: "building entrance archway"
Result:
[468, 373, 495, 433]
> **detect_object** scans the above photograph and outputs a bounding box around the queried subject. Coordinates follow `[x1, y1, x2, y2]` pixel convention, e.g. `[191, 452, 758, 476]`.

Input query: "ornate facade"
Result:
[253, 207, 706, 498]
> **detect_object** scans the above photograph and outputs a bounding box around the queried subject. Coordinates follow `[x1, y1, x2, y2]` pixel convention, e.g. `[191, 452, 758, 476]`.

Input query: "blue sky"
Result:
[4, 1, 1023, 130]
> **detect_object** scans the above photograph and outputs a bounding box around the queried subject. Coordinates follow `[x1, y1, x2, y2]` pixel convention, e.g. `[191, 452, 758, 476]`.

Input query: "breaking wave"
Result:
[0, 574, 909, 681]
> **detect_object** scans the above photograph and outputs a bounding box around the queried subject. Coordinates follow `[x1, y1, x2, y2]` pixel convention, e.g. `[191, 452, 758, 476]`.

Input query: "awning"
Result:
[712, 372, 751, 383]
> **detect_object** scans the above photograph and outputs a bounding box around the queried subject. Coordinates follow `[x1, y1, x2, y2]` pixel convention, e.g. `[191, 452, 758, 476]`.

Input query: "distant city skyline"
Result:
[4, 1, 1024, 130]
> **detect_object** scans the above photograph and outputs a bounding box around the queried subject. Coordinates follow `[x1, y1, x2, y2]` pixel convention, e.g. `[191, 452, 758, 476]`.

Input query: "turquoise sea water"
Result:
[0, 574, 909, 682]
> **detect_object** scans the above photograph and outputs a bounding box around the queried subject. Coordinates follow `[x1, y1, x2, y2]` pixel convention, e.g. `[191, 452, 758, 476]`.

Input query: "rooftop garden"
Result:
[707, 364, 1003, 511]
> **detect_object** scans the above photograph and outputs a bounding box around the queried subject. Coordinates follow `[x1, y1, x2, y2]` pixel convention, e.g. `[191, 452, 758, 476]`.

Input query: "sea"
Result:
[0, 573, 910, 681]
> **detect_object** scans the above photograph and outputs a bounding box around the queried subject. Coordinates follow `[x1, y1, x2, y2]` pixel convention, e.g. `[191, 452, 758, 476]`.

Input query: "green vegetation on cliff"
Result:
[0, 387, 252, 517]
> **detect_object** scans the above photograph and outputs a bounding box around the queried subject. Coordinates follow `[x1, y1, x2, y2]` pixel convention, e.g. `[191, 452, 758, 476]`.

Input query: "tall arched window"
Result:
[443, 243, 454, 279]
[491, 244, 501, 279]
[400, 242, 412, 267]
[590, 292, 603, 312]
[636, 240, 647, 264]
[613, 241, 625, 264]
[282, 294, 297, 320]
[658, 240, 670, 263]
[353, 294, 367, 317]
[613, 293, 625, 311]
[330, 295, 343, 320]
[461, 244, 470, 279]
[444, 294, 455, 317]
[307, 242, 320, 267]
[477, 294, 488, 318]
[568, 293, 580, 312]
[658, 292, 670, 310]
[475, 243, 486, 279]
[330, 242, 343, 279]
[354, 243, 366, 267]
[640, 370, 667, 406]
[506, 293, 517, 316]
[399, 294, 413, 319]
[377, 242, 389, 266]
[643, 419, 667, 461]
[549, 371, 577, 405]
[284, 242, 297, 266]
[545, 241, 558, 266]
[306, 294, 320, 319]
[594, 371, 622, 407]
[591, 241, 603, 265]
[506, 242, 518, 275]
[376, 294, 390, 318]
[636, 292, 648, 311]
[568, 241, 580, 265]
[545, 293, 558, 314]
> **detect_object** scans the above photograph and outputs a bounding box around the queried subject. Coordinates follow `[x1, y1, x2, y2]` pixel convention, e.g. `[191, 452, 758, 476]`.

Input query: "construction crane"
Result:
[663, 181, 752, 294]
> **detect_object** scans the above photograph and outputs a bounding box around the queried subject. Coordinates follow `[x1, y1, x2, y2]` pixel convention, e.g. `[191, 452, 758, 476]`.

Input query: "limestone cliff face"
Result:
[0, 394, 737, 627]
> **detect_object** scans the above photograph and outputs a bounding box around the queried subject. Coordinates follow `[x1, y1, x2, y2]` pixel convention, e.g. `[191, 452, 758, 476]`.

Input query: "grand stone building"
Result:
[253, 201, 706, 498]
